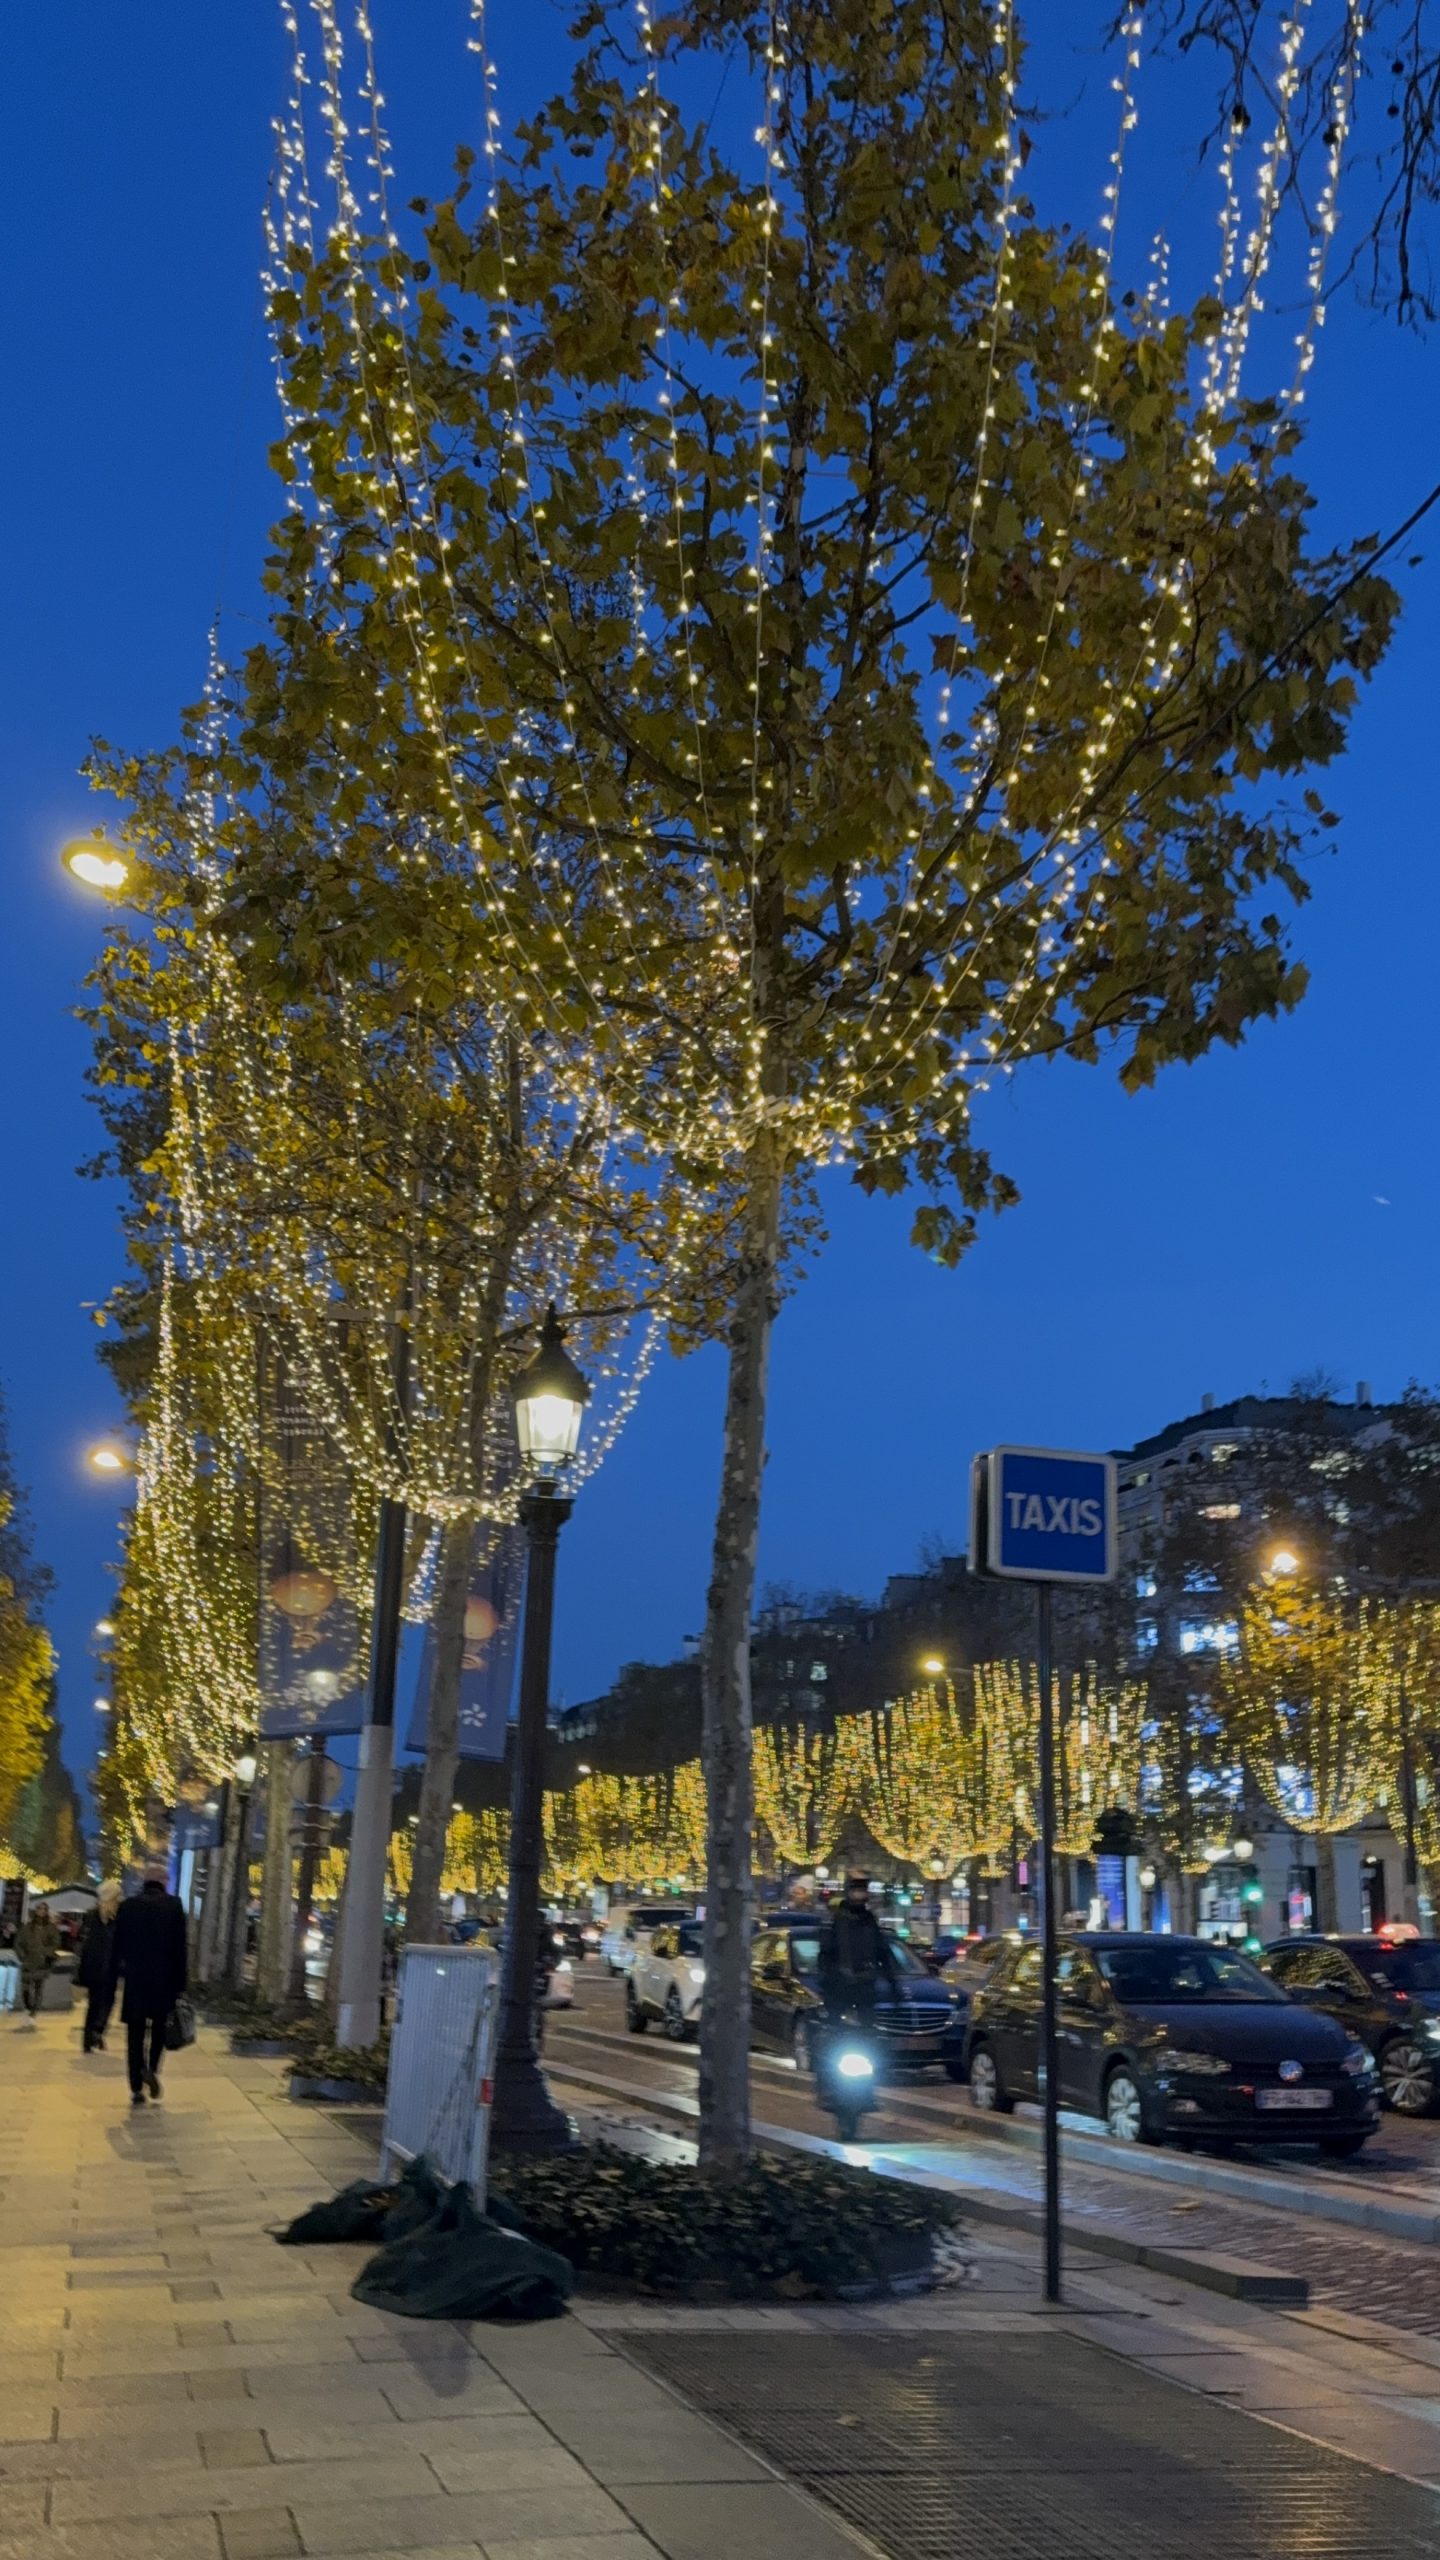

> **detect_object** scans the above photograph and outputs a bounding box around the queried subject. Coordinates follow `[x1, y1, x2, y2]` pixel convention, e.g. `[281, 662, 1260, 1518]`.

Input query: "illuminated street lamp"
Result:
[94, 1618, 115, 1638]
[86, 1441, 130, 1476]
[1267, 1546, 1300, 1579]
[492, 1307, 590, 2154]
[62, 835, 130, 895]
[920, 1655, 945, 1678]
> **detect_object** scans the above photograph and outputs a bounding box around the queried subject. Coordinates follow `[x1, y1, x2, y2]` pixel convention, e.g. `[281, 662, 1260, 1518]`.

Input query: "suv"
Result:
[601, 1903, 692, 1976]
[627, 1917, 705, 2040]
[965, 1932, 1379, 2154]
[1262, 1933, 1440, 2115]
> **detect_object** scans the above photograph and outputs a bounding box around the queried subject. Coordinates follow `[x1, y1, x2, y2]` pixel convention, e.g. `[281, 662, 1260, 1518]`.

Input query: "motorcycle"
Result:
[812, 2013, 883, 2142]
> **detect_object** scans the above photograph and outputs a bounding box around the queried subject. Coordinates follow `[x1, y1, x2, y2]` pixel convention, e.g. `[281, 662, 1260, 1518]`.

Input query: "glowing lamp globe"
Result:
[233, 1751, 258, 1789]
[268, 1568, 338, 1622]
[63, 837, 130, 894]
[464, 1595, 500, 1646]
[512, 1304, 590, 1481]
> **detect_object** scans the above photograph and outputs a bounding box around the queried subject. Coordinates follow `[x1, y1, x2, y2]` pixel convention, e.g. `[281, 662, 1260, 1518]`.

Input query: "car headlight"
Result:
[689, 1963, 705, 1985]
[1422, 2018, 1440, 2041]
[1341, 2039, 1374, 2077]
[1172, 2053, 1232, 2078]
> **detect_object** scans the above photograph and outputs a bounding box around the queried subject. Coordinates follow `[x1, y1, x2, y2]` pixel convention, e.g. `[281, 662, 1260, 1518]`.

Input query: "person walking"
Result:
[107, 1870, 188, 2106]
[76, 1881, 122, 2052]
[16, 1901, 58, 2023]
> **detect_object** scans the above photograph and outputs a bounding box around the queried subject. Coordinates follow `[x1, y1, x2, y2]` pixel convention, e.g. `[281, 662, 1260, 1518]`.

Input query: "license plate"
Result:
[895, 2033, 940, 2053]
[1256, 2087, 1332, 2111]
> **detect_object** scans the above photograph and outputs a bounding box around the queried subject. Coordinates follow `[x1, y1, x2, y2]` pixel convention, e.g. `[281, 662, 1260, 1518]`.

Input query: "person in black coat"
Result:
[817, 1873, 901, 2025]
[76, 1880, 122, 2052]
[107, 1872, 188, 2106]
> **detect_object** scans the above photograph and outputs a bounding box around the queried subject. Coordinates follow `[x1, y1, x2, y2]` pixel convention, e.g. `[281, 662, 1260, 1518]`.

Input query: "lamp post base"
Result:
[489, 2049, 577, 2155]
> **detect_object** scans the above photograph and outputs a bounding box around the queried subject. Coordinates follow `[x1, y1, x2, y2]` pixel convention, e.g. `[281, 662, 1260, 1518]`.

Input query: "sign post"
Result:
[971, 1444, 1117, 2305]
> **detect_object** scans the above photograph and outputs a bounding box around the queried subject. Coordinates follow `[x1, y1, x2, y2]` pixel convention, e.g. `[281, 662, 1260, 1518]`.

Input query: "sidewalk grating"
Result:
[620, 2329, 1440, 2560]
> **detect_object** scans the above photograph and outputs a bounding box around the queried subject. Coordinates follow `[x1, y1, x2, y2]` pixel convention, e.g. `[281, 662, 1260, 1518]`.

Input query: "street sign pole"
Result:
[1035, 1579, 1061, 2305]
[971, 1442, 1119, 2314]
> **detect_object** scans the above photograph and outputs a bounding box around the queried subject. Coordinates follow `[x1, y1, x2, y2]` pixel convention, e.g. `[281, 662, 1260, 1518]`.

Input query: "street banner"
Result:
[406, 1523, 522, 1764]
[258, 1350, 369, 1740]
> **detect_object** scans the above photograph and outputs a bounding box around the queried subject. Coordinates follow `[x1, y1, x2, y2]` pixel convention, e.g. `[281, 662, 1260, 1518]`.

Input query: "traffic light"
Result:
[1242, 1879, 1263, 1907]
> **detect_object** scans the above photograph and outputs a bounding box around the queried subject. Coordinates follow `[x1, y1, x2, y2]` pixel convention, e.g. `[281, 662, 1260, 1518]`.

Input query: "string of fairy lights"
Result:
[319, 1599, 1440, 1903]
[109, 1, 1386, 1832]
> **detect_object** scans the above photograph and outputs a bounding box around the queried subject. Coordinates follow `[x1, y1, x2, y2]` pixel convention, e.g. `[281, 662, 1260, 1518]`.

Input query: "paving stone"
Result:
[0, 2398, 58, 2444]
[262, 2416, 550, 2467]
[293, 2488, 630, 2555]
[54, 2454, 435, 2526]
[420, 2443, 596, 2496]
[481, 2543, 657, 2560]
[0, 2525, 223, 2560]
[544, 2411, 770, 2487]
[201, 2433, 274, 2470]
[217, 2516, 302, 2560]
[378, 2376, 531, 2424]
[614, 2482, 871, 2560]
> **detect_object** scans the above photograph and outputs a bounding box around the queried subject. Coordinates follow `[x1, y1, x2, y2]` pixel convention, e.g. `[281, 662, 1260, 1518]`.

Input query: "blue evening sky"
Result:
[2, 3, 1435, 1800]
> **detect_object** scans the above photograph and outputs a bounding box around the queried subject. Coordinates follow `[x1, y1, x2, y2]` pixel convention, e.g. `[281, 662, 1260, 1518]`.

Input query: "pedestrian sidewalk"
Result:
[5, 2011, 1440, 2560]
[0, 2012, 872, 2560]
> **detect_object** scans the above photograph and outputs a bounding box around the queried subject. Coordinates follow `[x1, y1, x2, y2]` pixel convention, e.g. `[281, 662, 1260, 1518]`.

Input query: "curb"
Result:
[549, 2059, 1309, 2308]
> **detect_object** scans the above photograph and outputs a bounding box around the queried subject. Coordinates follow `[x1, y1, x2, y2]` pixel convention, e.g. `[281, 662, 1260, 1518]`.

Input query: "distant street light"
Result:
[94, 1618, 115, 1638]
[920, 1655, 945, 1677]
[1267, 1546, 1300, 1578]
[492, 1306, 591, 2155]
[86, 1441, 130, 1475]
[94, 1696, 111, 1715]
[1232, 1835, 1255, 1863]
[62, 836, 130, 894]
[577, 1762, 592, 1776]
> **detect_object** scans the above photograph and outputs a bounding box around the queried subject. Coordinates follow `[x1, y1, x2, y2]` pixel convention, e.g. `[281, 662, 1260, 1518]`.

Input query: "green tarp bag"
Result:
[274, 2178, 399, 2247]
[350, 2177, 574, 2322]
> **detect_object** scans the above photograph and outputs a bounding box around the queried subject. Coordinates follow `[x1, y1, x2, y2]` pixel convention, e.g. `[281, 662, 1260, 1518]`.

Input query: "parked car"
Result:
[626, 1917, 705, 2040]
[938, 1934, 1011, 2025]
[965, 1931, 1381, 2156]
[749, 1917, 967, 2076]
[1262, 1932, 1440, 2115]
[601, 1903, 692, 1976]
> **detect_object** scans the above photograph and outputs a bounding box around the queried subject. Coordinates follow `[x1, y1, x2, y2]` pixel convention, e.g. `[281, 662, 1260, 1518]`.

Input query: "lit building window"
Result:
[1135, 1572, 1157, 1600]
[1200, 1502, 1241, 1522]
[1136, 1620, 1159, 1654]
[1179, 1620, 1239, 1655]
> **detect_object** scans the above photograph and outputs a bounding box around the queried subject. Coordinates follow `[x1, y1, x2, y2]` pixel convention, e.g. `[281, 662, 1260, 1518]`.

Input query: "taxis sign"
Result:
[971, 1445, 1117, 1586]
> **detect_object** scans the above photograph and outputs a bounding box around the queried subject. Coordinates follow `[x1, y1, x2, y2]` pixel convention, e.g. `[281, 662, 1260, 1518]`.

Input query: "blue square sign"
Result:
[973, 1445, 1117, 1585]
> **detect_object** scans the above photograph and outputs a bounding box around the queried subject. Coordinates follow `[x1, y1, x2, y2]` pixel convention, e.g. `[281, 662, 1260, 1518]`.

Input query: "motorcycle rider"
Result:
[818, 1871, 901, 2028]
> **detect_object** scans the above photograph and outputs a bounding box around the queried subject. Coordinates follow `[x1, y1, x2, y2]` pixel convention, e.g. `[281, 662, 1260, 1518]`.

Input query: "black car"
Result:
[1262, 1933, 1440, 2116]
[749, 1917, 967, 2076]
[964, 1931, 1381, 2155]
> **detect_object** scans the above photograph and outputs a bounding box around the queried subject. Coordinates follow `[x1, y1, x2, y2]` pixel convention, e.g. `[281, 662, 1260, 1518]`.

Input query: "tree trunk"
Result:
[698, 1142, 783, 2173]
[256, 1741, 295, 2005]
[205, 1782, 244, 1989]
[1315, 1834, 1339, 1931]
[406, 1514, 472, 1942]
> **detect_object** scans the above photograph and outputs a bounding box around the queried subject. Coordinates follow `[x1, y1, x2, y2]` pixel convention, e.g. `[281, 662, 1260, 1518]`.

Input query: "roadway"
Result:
[545, 1961, 1440, 2339]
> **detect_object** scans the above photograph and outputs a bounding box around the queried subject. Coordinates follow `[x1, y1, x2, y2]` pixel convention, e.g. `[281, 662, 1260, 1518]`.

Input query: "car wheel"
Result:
[1319, 2131, 1371, 2159]
[791, 2016, 814, 2072]
[1379, 2036, 1438, 2115]
[625, 1983, 648, 2035]
[1104, 2065, 1155, 2144]
[663, 1987, 689, 2043]
[967, 2042, 1014, 2115]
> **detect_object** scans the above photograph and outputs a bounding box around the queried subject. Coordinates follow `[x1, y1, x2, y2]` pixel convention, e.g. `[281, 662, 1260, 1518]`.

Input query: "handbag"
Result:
[164, 1995, 197, 2051]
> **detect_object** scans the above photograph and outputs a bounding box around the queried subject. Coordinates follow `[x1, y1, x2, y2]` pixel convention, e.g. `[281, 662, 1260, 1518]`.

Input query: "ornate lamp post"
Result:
[490, 1306, 590, 2153]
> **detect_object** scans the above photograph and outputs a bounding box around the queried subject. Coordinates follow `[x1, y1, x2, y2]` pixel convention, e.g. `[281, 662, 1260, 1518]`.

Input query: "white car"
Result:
[626, 1917, 704, 2041]
[601, 1904, 685, 1976]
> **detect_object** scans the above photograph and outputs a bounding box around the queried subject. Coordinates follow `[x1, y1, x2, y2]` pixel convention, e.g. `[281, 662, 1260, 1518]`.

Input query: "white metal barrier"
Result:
[380, 1943, 501, 2201]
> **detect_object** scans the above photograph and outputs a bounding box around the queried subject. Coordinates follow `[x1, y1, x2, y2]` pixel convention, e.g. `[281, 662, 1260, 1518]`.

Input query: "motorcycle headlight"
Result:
[1341, 2039, 1375, 2077]
[835, 2049, 876, 2080]
[1173, 2053, 1232, 2078]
